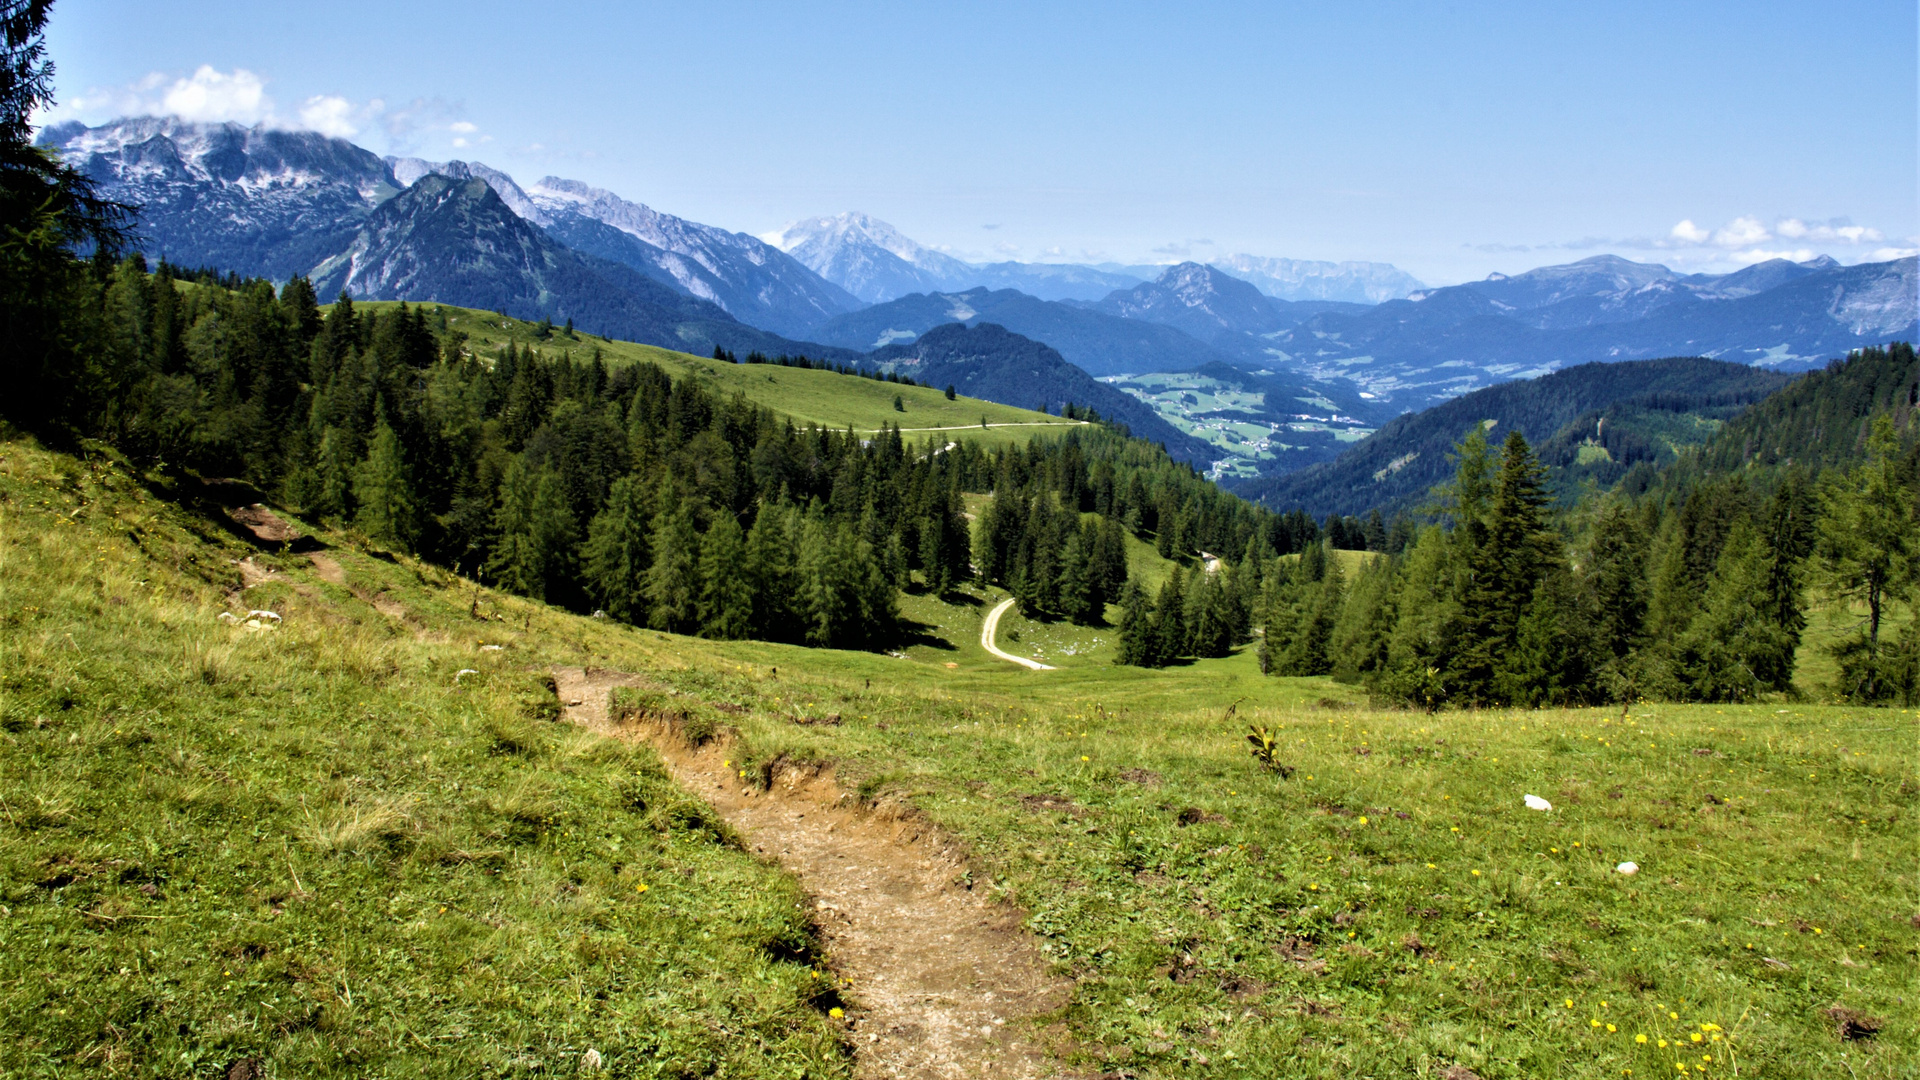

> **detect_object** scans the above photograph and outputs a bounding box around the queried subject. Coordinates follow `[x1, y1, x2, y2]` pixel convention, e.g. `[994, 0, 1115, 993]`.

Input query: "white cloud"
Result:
[162, 66, 274, 125]
[1659, 214, 1891, 253]
[37, 68, 480, 153]
[1669, 219, 1710, 244]
[1869, 246, 1920, 261]
[1776, 218, 1883, 244]
[1709, 216, 1771, 248]
[297, 95, 358, 138]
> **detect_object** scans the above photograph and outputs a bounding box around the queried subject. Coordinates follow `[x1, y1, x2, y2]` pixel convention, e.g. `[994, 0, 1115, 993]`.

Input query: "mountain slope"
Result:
[766, 212, 977, 303]
[1680, 341, 1919, 477]
[810, 285, 1225, 376]
[869, 322, 1214, 462]
[1094, 262, 1298, 339]
[388, 159, 860, 337]
[309, 174, 852, 360]
[40, 116, 400, 278]
[1235, 357, 1796, 519]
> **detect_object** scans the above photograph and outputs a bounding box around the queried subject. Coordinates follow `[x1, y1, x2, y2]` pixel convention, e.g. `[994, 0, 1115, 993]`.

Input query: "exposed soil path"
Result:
[980, 598, 1055, 671]
[551, 667, 1080, 1080]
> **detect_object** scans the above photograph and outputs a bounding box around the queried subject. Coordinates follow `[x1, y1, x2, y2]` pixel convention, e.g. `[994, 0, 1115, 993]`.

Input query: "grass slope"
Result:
[3, 437, 1913, 1079]
[351, 301, 1089, 445]
[0, 443, 847, 1078]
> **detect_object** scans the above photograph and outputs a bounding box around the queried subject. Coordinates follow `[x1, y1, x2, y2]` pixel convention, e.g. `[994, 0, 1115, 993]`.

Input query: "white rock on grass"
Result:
[1523, 794, 1552, 811]
[1616, 861, 1639, 875]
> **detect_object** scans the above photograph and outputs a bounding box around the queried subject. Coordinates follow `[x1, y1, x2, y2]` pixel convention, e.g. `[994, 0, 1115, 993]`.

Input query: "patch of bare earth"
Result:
[552, 666, 1081, 1080]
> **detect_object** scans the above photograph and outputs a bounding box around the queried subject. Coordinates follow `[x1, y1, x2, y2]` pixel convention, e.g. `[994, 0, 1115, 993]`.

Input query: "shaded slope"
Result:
[870, 322, 1215, 462]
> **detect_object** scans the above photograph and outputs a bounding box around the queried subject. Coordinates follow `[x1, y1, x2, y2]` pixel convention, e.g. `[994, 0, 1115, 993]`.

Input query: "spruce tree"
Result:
[644, 484, 700, 633]
[1816, 416, 1917, 700]
[745, 502, 799, 640]
[697, 514, 753, 639]
[583, 475, 652, 623]
[1453, 431, 1556, 704]
[1152, 570, 1188, 666]
[1057, 528, 1096, 625]
[1114, 580, 1155, 667]
[1673, 522, 1798, 701]
[486, 457, 578, 602]
[353, 418, 418, 553]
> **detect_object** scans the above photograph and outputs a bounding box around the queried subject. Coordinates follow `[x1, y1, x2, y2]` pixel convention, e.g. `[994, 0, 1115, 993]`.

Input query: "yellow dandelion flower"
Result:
[1690, 1033, 1702, 1043]
[1565, 999, 1575, 1008]
[1658, 1039, 1668, 1048]
[829, 1007, 844, 1019]
[1471, 869, 1481, 876]
[1636, 1034, 1648, 1044]
[1080, 755, 1089, 761]
[1591, 1019, 1602, 1028]
[1669, 1012, 1679, 1020]
[636, 884, 648, 893]
[1607, 1024, 1617, 1033]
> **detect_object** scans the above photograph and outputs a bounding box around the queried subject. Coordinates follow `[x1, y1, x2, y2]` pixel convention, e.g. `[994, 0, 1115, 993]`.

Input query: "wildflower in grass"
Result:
[829, 1007, 844, 1018]
[1565, 999, 1574, 1008]
[1471, 869, 1481, 876]
[1637, 1034, 1648, 1044]
[1690, 1033, 1702, 1043]
[1591, 1019, 1602, 1028]
[635, 884, 648, 893]
[1607, 1024, 1616, 1033]
[1658, 1040, 1668, 1048]
[1080, 755, 1089, 761]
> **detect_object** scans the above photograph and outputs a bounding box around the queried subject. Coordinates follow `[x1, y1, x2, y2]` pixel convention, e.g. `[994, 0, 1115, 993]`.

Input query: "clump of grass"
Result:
[296, 795, 416, 855]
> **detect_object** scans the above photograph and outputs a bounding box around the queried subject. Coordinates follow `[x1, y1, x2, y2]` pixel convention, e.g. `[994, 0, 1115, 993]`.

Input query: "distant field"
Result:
[2, 437, 1911, 1079]
[1105, 370, 1375, 479]
[346, 302, 1088, 447]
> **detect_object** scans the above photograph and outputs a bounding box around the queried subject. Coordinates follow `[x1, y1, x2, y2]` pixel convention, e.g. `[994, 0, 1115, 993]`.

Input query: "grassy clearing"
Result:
[2, 436, 1913, 1079]
[347, 301, 1085, 445]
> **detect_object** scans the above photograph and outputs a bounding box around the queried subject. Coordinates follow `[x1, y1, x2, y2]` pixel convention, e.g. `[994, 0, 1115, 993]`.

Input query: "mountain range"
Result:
[1253, 254, 1918, 408]
[40, 116, 1916, 484]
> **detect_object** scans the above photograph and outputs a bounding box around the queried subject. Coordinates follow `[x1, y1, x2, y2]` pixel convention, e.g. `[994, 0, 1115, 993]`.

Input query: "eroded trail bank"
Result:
[552, 667, 1080, 1080]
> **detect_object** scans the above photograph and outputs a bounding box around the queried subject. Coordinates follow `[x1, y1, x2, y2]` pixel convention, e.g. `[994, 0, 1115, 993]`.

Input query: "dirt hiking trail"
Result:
[553, 667, 1081, 1080]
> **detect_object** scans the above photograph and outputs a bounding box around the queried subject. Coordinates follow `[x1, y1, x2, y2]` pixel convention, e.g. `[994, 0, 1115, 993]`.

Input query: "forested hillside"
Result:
[1236, 357, 1794, 519]
[4, 255, 1310, 652]
[1238, 346, 1920, 706]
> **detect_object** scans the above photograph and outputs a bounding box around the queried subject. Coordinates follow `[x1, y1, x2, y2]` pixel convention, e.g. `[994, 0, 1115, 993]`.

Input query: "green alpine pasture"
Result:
[346, 301, 1087, 446]
[2, 436, 1913, 1079]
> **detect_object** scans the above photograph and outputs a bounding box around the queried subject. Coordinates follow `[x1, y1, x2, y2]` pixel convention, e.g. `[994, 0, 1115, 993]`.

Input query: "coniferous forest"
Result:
[1253, 345, 1920, 707]
[0, 254, 1357, 650]
[4, 250, 1915, 703]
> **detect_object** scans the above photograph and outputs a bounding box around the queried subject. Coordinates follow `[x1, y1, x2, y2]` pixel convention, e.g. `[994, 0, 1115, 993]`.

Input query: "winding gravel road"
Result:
[980, 598, 1055, 671]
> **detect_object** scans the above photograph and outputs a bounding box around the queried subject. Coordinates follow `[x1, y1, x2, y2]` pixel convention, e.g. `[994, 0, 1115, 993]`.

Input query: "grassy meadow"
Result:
[1, 435, 1913, 1078]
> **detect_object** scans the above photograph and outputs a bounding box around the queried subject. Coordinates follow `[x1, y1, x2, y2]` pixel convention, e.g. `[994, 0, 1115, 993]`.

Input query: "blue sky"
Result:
[38, 0, 1918, 284]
